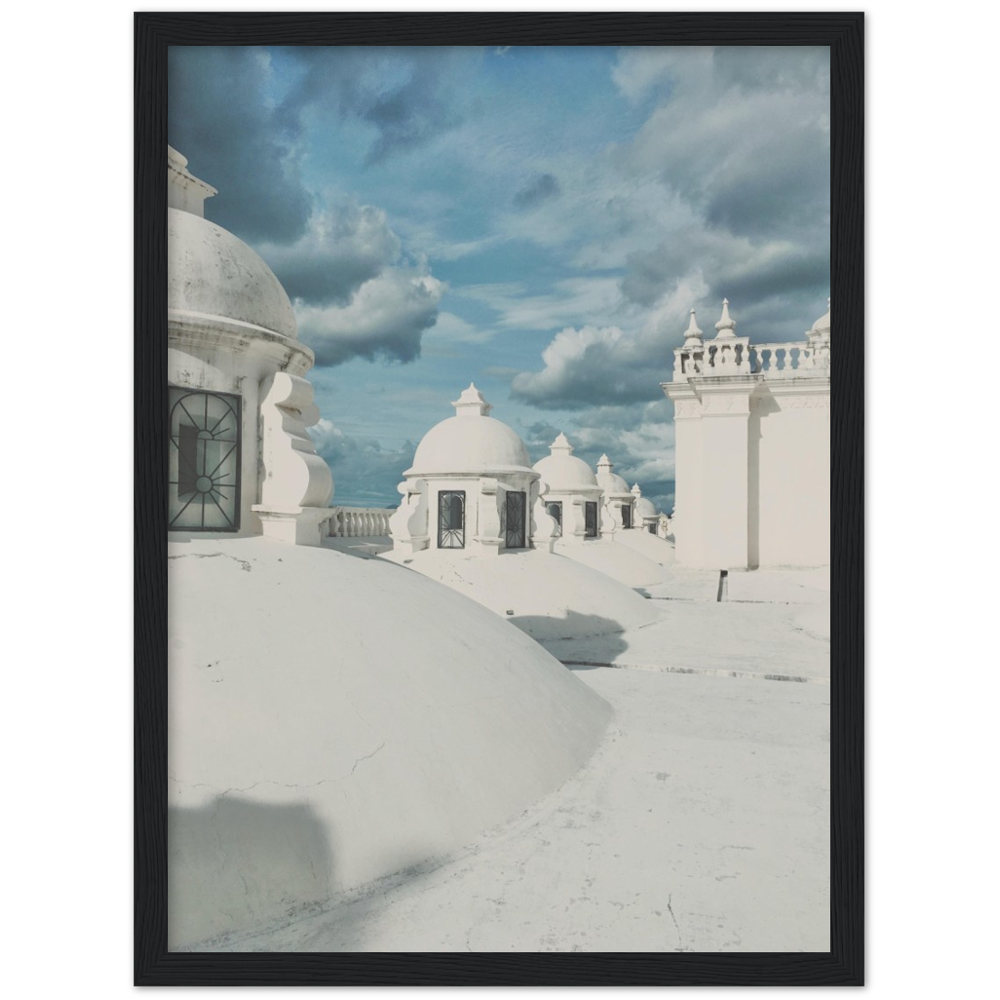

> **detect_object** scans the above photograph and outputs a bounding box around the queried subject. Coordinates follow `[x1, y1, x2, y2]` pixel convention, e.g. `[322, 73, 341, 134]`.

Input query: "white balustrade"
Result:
[750, 341, 830, 379]
[325, 506, 394, 538]
[674, 338, 829, 382]
[673, 338, 752, 381]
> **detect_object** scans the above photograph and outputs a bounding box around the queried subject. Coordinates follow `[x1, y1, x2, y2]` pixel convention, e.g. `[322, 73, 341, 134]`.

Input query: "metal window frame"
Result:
[505, 489, 527, 549]
[437, 489, 466, 549]
[167, 386, 242, 532]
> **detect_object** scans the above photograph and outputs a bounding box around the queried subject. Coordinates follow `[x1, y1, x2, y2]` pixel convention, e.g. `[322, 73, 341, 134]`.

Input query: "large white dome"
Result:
[168, 207, 298, 341]
[533, 433, 599, 492]
[406, 384, 533, 477]
[168, 536, 610, 948]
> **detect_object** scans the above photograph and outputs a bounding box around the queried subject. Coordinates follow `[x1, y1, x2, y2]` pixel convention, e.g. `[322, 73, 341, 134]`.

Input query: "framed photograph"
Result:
[136, 12, 863, 986]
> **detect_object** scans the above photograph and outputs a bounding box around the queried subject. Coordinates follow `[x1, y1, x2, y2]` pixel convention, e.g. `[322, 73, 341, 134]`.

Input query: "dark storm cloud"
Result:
[508, 47, 830, 417]
[700, 127, 829, 239]
[513, 173, 561, 210]
[279, 47, 467, 166]
[259, 203, 402, 307]
[710, 46, 830, 97]
[168, 47, 313, 244]
[622, 229, 828, 310]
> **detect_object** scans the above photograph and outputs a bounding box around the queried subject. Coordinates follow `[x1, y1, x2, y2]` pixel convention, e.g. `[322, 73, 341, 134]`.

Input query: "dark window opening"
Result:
[546, 501, 563, 537]
[438, 490, 466, 549]
[168, 387, 241, 531]
[648, 522, 657, 534]
[505, 490, 526, 549]
[622, 503, 632, 529]
[585, 501, 598, 538]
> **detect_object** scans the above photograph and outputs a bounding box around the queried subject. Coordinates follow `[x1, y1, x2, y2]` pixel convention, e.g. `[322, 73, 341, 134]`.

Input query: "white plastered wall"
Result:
[753, 384, 830, 567]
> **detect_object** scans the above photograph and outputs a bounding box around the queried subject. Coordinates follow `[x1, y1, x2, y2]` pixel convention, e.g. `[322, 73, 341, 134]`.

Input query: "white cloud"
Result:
[296, 264, 445, 367]
[423, 311, 493, 345]
[611, 47, 711, 102]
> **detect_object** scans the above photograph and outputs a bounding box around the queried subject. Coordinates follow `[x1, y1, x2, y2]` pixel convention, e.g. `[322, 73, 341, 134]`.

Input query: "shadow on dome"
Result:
[509, 610, 630, 655]
[168, 796, 336, 950]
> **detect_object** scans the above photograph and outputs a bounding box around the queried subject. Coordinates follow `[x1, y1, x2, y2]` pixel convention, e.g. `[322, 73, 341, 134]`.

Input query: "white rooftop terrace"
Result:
[183, 564, 830, 953]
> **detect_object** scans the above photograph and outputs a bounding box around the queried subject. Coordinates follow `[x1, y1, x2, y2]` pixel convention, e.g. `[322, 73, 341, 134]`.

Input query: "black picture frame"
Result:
[136, 12, 863, 986]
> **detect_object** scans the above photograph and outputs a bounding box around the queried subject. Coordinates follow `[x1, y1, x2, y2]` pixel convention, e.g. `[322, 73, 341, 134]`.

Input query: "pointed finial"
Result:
[451, 382, 493, 417]
[597, 453, 612, 469]
[550, 432, 573, 455]
[715, 298, 736, 338]
[683, 308, 703, 347]
[631, 483, 642, 497]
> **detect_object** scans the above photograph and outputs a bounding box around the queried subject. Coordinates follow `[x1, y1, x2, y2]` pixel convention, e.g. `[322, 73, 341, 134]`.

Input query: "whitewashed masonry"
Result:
[663, 299, 830, 569]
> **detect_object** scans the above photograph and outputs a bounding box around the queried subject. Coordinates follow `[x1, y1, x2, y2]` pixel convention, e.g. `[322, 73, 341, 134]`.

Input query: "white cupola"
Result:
[532, 433, 605, 543]
[596, 454, 636, 532]
[630, 483, 659, 532]
[391, 385, 555, 557]
[167, 147, 332, 544]
[808, 297, 831, 345]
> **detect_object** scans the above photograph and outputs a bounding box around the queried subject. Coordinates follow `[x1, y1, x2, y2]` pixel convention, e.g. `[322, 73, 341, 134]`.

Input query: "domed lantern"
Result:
[595, 454, 636, 532]
[167, 147, 332, 544]
[390, 384, 556, 557]
[532, 434, 605, 544]
[630, 483, 659, 534]
[807, 297, 831, 346]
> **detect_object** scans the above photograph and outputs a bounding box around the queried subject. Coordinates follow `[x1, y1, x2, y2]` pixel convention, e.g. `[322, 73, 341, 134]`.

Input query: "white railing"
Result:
[326, 506, 393, 538]
[673, 338, 752, 381]
[674, 337, 829, 382]
[749, 341, 830, 379]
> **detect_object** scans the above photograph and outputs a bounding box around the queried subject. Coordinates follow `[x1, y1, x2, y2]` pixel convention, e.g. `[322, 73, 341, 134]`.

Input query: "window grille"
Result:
[438, 490, 466, 548]
[505, 490, 526, 549]
[585, 501, 598, 538]
[168, 387, 241, 531]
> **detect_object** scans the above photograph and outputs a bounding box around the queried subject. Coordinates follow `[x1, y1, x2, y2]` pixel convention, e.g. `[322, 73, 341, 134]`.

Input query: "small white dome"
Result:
[810, 297, 831, 337]
[406, 384, 534, 477]
[595, 454, 632, 497]
[168, 207, 298, 341]
[533, 433, 599, 492]
[630, 483, 657, 519]
[634, 496, 657, 519]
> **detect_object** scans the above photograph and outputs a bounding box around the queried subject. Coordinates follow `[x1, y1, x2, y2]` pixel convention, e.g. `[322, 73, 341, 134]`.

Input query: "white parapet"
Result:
[328, 506, 394, 538]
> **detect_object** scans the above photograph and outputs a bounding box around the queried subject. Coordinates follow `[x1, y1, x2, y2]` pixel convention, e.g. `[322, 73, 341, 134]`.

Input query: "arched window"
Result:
[584, 501, 598, 538]
[438, 490, 465, 548]
[545, 501, 563, 537]
[168, 387, 241, 531]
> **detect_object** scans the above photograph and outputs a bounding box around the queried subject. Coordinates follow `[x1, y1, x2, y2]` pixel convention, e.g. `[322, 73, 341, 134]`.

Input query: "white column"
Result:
[697, 383, 755, 569]
[667, 388, 704, 567]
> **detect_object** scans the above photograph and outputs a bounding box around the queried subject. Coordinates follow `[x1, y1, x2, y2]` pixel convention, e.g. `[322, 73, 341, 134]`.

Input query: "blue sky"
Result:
[169, 45, 830, 510]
